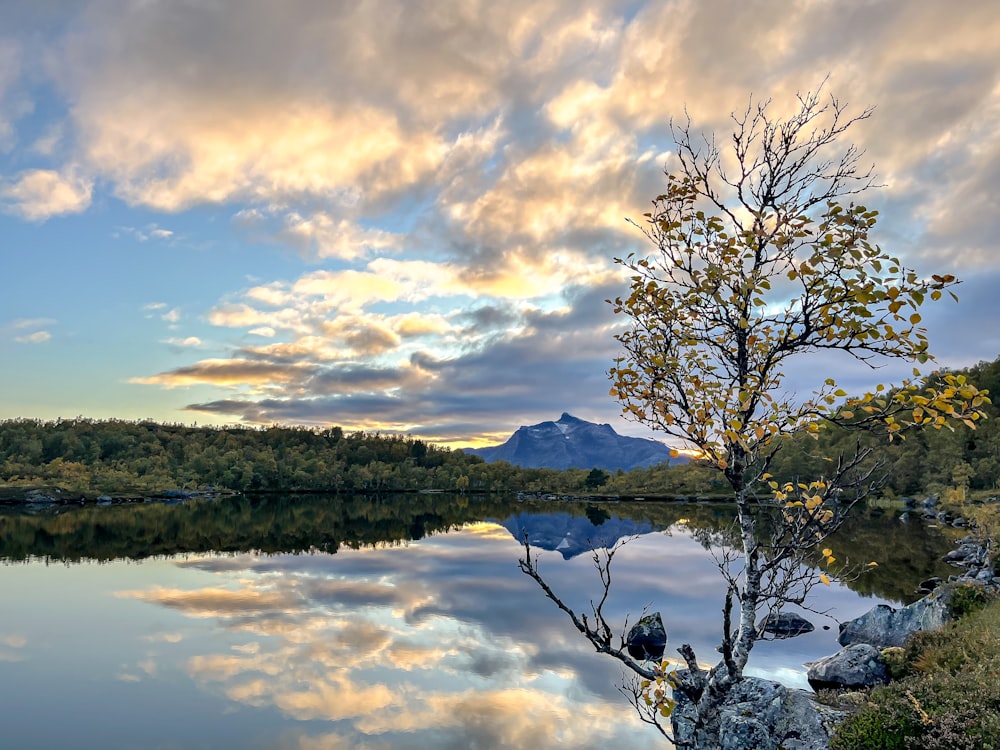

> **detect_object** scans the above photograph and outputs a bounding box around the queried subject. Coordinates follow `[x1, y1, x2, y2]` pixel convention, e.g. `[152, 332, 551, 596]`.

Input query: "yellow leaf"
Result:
[822, 548, 833, 557]
[819, 573, 831, 586]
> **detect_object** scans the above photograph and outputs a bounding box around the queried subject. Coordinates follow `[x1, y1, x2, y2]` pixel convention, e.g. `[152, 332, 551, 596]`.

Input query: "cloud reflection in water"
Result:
[117, 521, 671, 749]
[116, 519, 884, 749]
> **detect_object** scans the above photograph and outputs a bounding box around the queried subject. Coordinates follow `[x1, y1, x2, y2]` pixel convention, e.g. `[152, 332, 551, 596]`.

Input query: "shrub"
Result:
[947, 583, 995, 619]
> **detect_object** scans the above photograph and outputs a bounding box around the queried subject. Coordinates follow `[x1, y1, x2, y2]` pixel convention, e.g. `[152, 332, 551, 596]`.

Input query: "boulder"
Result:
[917, 577, 943, 594]
[807, 644, 889, 690]
[672, 676, 842, 750]
[626, 612, 666, 660]
[945, 542, 987, 567]
[838, 590, 949, 648]
[975, 569, 995, 583]
[759, 611, 815, 638]
[24, 489, 61, 503]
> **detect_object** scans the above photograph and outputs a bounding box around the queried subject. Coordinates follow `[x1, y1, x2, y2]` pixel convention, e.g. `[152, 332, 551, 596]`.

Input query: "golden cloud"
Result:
[0, 167, 93, 220]
[129, 360, 316, 389]
[117, 585, 303, 617]
[79, 99, 446, 212]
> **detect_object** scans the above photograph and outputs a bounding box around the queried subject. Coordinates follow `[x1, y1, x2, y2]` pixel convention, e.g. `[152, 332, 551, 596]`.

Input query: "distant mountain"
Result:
[467, 413, 679, 471]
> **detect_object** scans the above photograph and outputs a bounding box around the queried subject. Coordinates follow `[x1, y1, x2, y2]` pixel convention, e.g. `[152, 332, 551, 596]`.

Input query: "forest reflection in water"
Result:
[0, 494, 958, 749]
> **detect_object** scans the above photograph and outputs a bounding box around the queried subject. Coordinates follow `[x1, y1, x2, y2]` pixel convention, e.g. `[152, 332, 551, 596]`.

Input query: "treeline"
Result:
[0, 355, 997, 498]
[0, 420, 505, 494]
[767, 356, 1000, 499]
[0, 418, 716, 496]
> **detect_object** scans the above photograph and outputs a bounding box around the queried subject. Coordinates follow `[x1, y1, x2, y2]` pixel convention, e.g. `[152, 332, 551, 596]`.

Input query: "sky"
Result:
[1, 0, 999, 448]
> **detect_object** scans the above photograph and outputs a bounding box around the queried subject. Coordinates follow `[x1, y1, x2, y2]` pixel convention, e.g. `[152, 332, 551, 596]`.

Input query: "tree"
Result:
[520, 86, 990, 747]
[585, 467, 610, 489]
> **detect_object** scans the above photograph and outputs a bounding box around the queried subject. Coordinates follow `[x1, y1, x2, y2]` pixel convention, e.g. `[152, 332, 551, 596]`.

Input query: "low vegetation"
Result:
[832, 587, 1000, 750]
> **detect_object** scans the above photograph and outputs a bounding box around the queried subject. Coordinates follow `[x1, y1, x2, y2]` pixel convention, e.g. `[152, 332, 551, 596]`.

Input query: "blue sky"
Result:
[2, 0, 999, 446]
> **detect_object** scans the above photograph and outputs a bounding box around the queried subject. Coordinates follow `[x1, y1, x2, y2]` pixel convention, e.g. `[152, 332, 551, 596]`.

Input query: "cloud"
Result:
[235, 209, 404, 261]
[161, 336, 203, 349]
[115, 223, 176, 242]
[2, 0, 999, 444]
[0, 168, 93, 220]
[4, 318, 56, 344]
[14, 331, 52, 344]
[130, 359, 318, 390]
[170, 279, 625, 441]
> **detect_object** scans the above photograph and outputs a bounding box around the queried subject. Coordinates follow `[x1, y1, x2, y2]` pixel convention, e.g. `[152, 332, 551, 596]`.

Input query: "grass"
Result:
[831, 587, 1000, 750]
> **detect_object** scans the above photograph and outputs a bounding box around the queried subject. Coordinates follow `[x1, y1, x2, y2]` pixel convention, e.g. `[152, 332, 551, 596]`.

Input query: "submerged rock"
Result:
[917, 576, 943, 594]
[626, 612, 666, 660]
[759, 611, 815, 638]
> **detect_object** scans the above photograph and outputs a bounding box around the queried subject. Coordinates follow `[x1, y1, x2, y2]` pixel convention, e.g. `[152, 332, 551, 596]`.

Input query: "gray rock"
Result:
[672, 677, 840, 750]
[838, 591, 950, 648]
[945, 542, 986, 566]
[759, 611, 815, 638]
[807, 644, 889, 690]
[626, 612, 666, 660]
[24, 489, 61, 503]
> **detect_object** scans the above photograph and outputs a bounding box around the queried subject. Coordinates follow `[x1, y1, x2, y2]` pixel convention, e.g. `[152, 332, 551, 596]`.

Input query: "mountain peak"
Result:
[467, 414, 678, 471]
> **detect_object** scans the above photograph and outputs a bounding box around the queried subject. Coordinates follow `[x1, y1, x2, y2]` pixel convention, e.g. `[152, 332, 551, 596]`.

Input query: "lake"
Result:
[0, 494, 956, 749]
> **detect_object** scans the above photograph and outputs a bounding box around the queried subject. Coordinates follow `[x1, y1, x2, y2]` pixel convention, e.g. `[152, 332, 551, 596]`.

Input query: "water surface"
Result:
[0, 495, 955, 749]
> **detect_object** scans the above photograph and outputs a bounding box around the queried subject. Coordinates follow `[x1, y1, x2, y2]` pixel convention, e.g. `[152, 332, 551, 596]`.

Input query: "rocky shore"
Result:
[671, 500, 997, 750]
[0, 485, 237, 507]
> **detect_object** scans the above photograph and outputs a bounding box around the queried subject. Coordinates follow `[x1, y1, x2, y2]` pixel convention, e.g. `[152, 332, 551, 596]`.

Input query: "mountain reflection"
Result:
[0, 493, 960, 604]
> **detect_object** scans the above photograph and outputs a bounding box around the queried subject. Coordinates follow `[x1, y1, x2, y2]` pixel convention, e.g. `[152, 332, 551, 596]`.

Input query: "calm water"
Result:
[0, 495, 955, 749]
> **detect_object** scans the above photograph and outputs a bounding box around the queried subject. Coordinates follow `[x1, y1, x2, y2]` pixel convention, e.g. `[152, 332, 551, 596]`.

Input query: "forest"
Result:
[1, 356, 998, 500]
